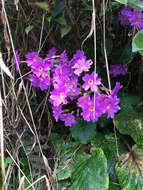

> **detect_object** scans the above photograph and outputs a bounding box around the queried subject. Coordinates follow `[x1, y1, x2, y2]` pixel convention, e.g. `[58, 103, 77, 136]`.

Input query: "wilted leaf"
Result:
[116, 145, 143, 190]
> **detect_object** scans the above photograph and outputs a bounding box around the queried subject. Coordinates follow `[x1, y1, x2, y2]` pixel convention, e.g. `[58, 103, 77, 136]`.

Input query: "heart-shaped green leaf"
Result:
[69, 148, 109, 190]
[116, 145, 143, 190]
[115, 94, 143, 144]
[70, 119, 96, 144]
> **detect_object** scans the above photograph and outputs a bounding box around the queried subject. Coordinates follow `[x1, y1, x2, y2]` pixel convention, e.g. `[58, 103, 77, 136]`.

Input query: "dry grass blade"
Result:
[0, 52, 13, 79]
[17, 176, 25, 190]
[25, 175, 51, 190]
[0, 90, 5, 189]
[81, 14, 94, 49]
[6, 149, 35, 189]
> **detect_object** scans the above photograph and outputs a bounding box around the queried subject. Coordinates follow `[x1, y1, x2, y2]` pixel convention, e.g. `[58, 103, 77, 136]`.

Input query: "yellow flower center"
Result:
[38, 66, 43, 72]
[33, 57, 37, 62]
[65, 82, 69, 87]
[88, 79, 93, 85]
[72, 82, 76, 86]
[60, 92, 65, 99]
[89, 106, 94, 111]
[72, 89, 76, 93]
[81, 66, 86, 71]
[106, 103, 111, 110]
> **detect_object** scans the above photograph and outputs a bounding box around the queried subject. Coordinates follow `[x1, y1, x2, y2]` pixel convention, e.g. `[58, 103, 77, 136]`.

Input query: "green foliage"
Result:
[116, 145, 143, 190]
[115, 94, 143, 144]
[69, 148, 109, 190]
[114, 0, 143, 9]
[92, 133, 127, 182]
[4, 0, 143, 189]
[52, 1, 65, 17]
[60, 25, 72, 38]
[51, 133, 80, 181]
[110, 42, 133, 65]
[70, 119, 97, 144]
[51, 134, 109, 190]
[35, 2, 50, 11]
[25, 25, 34, 35]
[132, 30, 143, 54]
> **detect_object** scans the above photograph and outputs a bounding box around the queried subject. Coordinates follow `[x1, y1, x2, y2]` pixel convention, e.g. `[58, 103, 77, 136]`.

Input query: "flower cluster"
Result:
[119, 6, 143, 30]
[25, 49, 56, 90]
[110, 64, 128, 77]
[17, 49, 122, 127]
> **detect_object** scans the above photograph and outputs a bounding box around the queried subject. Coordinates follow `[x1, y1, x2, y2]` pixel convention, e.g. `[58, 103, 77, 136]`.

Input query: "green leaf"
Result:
[4, 157, 13, 168]
[70, 119, 96, 144]
[114, 0, 127, 4]
[115, 94, 143, 144]
[132, 30, 143, 53]
[114, 0, 143, 9]
[25, 25, 34, 35]
[35, 2, 50, 11]
[69, 148, 109, 190]
[52, 1, 65, 17]
[116, 144, 143, 190]
[111, 42, 133, 64]
[60, 25, 71, 38]
[109, 182, 121, 190]
[50, 133, 80, 180]
[55, 16, 67, 25]
[92, 133, 127, 183]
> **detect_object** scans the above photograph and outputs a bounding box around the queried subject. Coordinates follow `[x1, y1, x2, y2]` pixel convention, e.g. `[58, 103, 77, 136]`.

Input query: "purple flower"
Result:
[72, 58, 93, 76]
[15, 51, 20, 71]
[47, 47, 56, 58]
[105, 95, 120, 119]
[81, 97, 101, 122]
[71, 50, 86, 65]
[29, 74, 51, 91]
[95, 94, 107, 114]
[43, 58, 53, 69]
[129, 9, 143, 30]
[60, 113, 77, 127]
[52, 64, 73, 87]
[110, 64, 128, 77]
[77, 95, 91, 109]
[111, 82, 123, 96]
[59, 50, 68, 64]
[50, 86, 68, 106]
[82, 72, 101, 92]
[68, 86, 81, 99]
[63, 78, 80, 99]
[31, 60, 50, 78]
[26, 51, 40, 68]
[52, 105, 62, 121]
[119, 6, 133, 26]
